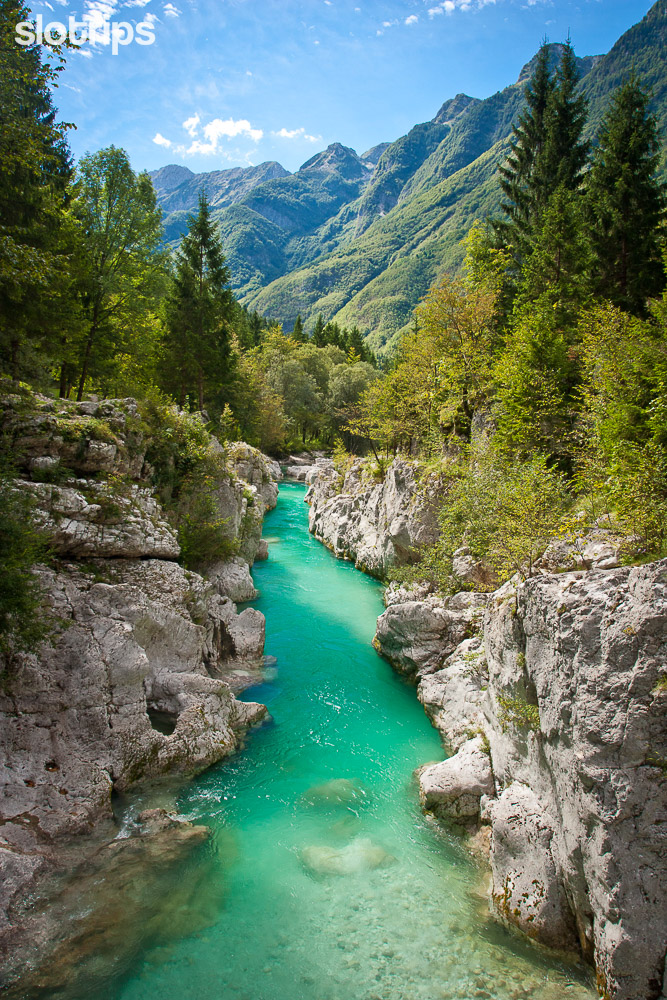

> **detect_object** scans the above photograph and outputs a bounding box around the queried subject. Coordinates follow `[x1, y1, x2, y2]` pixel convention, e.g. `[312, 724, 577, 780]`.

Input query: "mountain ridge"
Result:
[150, 2, 666, 349]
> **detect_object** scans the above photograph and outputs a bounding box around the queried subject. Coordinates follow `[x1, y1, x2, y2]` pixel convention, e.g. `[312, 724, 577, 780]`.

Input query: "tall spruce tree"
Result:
[586, 76, 666, 315]
[312, 314, 326, 347]
[497, 41, 554, 254]
[164, 192, 234, 411]
[496, 40, 588, 262]
[533, 40, 588, 203]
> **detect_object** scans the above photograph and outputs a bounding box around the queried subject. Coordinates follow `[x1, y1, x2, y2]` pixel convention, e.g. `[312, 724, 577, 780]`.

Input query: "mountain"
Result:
[150, 160, 291, 243]
[152, 2, 666, 350]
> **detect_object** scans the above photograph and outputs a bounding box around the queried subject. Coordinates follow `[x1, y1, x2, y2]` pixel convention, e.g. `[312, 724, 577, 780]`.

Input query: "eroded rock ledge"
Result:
[378, 564, 667, 1000]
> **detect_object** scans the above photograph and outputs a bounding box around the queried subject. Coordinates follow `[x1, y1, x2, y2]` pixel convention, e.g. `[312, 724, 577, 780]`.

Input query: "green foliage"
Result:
[0, 0, 80, 387]
[0, 475, 51, 655]
[139, 396, 238, 569]
[578, 301, 667, 557]
[585, 75, 666, 315]
[497, 695, 541, 733]
[162, 192, 235, 412]
[73, 146, 167, 401]
[438, 448, 572, 583]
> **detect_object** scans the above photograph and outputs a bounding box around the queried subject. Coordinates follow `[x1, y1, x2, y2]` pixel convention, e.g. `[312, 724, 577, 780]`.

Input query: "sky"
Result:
[28, 0, 654, 175]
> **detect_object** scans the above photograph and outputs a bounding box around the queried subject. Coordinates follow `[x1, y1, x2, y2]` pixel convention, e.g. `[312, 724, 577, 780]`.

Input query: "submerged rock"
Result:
[302, 777, 368, 807]
[301, 837, 394, 876]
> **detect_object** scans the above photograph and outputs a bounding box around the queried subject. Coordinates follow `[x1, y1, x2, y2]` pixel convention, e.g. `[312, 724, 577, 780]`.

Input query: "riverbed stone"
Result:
[301, 838, 394, 876]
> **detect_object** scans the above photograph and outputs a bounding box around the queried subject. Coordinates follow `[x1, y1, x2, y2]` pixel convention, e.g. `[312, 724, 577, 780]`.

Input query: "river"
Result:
[111, 481, 594, 1000]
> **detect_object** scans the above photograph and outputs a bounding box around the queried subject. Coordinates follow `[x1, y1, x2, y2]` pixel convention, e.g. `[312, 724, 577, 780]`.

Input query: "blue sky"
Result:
[32, 0, 653, 174]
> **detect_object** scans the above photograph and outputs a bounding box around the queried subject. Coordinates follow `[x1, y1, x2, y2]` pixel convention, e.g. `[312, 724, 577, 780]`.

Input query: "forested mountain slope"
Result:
[152, 2, 666, 350]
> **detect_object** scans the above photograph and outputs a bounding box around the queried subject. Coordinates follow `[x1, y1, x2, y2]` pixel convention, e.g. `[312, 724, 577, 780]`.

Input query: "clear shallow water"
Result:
[112, 482, 595, 1000]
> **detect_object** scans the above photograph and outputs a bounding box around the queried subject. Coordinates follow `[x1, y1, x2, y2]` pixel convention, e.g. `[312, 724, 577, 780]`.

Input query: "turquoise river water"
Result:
[104, 483, 593, 1000]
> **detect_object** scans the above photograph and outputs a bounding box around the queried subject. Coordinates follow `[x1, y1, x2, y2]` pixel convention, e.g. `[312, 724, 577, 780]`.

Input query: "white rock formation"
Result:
[375, 559, 667, 1000]
[419, 737, 494, 820]
[307, 457, 440, 577]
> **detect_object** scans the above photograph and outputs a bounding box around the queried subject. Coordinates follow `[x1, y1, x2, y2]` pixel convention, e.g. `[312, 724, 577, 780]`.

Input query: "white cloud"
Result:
[183, 113, 200, 136]
[153, 132, 172, 147]
[174, 116, 264, 156]
[427, 0, 496, 14]
[272, 127, 321, 142]
[163, 2, 180, 16]
[405, 13, 418, 24]
[204, 118, 263, 143]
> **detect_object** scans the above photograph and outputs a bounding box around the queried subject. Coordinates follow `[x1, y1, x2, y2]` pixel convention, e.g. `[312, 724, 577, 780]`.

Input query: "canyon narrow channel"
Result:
[108, 482, 595, 1000]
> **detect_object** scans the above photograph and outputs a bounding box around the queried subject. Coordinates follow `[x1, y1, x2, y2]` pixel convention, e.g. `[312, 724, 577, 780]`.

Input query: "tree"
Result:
[292, 314, 306, 342]
[438, 447, 571, 584]
[496, 41, 555, 254]
[74, 147, 166, 400]
[586, 76, 666, 314]
[312, 313, 326, 347]
[496, 40, 588, 261]
[534, 40, 588, 203]
[163, 192, 234, 411]
[0, 0, 78, 383]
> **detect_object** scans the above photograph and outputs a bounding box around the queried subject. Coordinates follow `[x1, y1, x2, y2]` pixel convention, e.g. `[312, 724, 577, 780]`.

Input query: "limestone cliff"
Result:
[306, 457, 440, 578]
[308, 461, 667, 1000]
[0, 388, 280, 979]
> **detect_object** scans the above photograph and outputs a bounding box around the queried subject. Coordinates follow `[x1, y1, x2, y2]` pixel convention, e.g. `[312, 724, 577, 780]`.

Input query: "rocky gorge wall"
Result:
[307, 458, 667, 1000]
[0, 389, 280, 984]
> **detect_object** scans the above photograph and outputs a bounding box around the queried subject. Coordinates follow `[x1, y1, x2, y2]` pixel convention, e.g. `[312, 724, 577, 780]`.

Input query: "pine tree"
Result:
[496, 40, 588, 261]
[534, 40, 588, 203]
[312, 314, 326, 347]
[292, 314, 306, 342]
[496, 41, 555, 253]
[348, 325, 367, 362]
[164, 193, 234, 411]
[586, 76, 666, 314]
[0, 0, 77, 383]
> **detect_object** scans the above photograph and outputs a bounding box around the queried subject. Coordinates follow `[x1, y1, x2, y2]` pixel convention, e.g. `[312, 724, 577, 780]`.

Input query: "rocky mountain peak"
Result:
[517, 43, 601, 85]
[433, 93, 480, 125]
[148, 163, 195, 192]
[299, 142, 369, 180]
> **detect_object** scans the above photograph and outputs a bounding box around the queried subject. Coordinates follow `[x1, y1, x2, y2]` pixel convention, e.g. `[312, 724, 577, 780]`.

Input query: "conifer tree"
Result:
[312, 314, 326, 347]
[533, 40, 588, 204]
[292, 314, 306, 342]
[496, 40, 587, 261]
[164, 193, 234, 411]
[496, 41, 554, 253]
[0, 0, 77, 382]
[586, 76, 666, 314]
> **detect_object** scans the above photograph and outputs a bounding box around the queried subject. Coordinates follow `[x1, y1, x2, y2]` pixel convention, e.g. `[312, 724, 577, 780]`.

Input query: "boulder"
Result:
[419, 737, 494, 821]
[207, 556, 258, 602]
[374, 599, 474, 677]
[301, 837, 394, 876]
